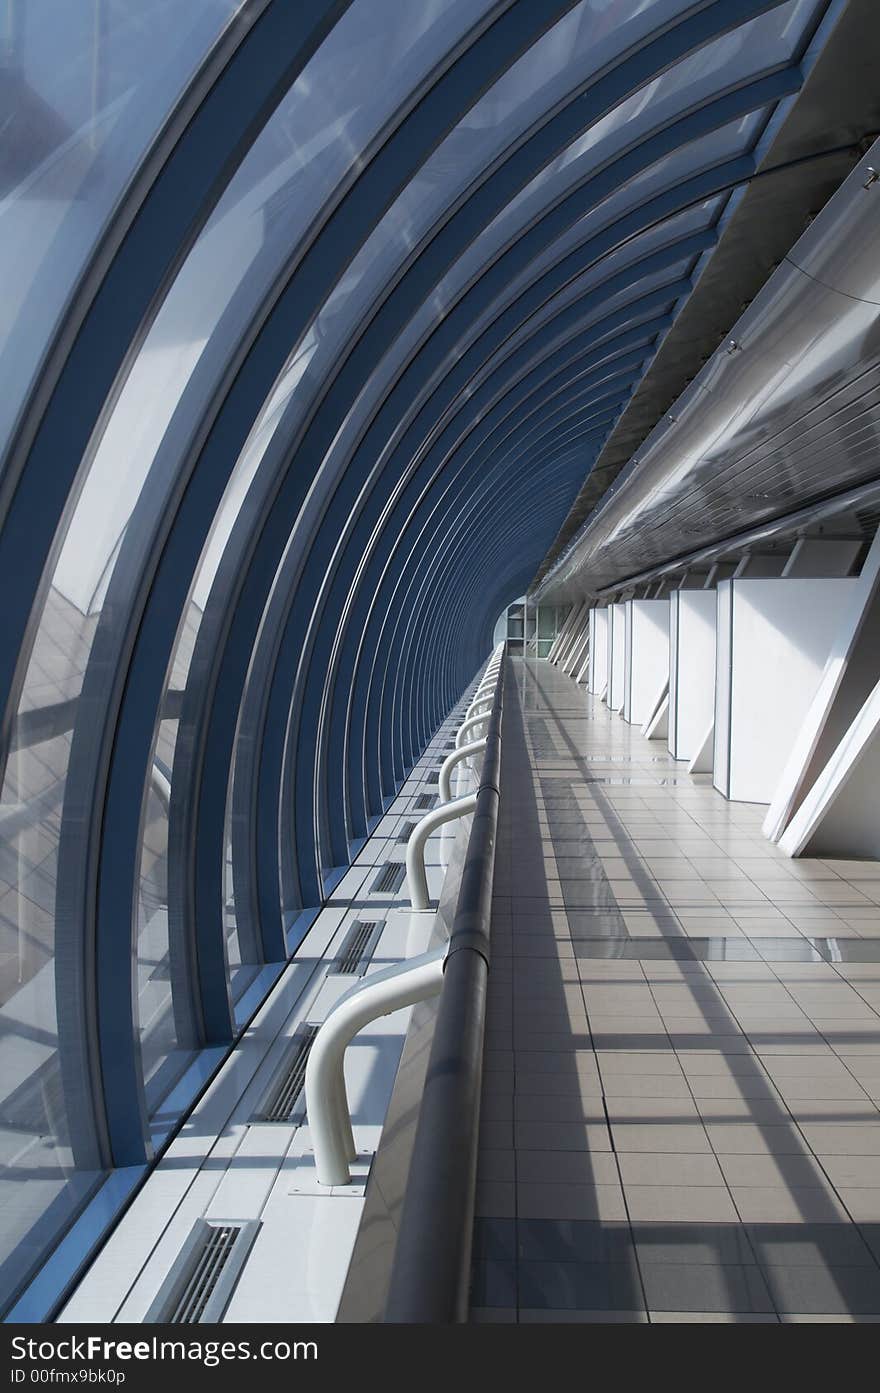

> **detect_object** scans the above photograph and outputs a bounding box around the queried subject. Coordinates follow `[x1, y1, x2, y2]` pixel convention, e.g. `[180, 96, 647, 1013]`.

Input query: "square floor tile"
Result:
[516, 1218, 633, 1264]
[617, 1153, 725, 1187]
[631, 1222, 755, 1265]
[761, 1263, 880, 1315]
[470, 1260, 517, 1308]
[730, 1186, 850, 1223]
[517, 1259, 644, 1311]
[517, 1182, 627, 1221]
[623, 1185, 739, 1222]
[640, 1261, 773, 1313]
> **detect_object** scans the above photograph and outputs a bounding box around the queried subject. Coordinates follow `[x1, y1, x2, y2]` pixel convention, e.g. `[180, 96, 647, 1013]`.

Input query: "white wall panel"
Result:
[623, 599, 669, 725]
[588, 608, 608, 694]
[669, 590, 716, 761]
[715, 578, 856, 804]
[607, 602, 627, 712]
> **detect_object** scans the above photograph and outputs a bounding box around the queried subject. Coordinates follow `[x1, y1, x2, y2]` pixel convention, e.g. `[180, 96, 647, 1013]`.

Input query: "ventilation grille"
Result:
[415, 794, 436, 810]
[146, 1219, 259, 1324]
[396, 820, 417, 843]
[254, 1025, 319, 1123]
[372, 861, 406, 894]
[330, 920, 383, 976]
[425, 770, 440, 783]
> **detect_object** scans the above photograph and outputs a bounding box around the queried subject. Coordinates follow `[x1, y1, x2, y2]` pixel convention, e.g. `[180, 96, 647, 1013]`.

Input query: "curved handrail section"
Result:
[438, 738, 487, 803]
[405, 792, 479, 911]
[455, 709, 489, 747]
[385, 644, 504, 1322]
[304, 948, 447, 1186]
[304, 647, 502, 1186]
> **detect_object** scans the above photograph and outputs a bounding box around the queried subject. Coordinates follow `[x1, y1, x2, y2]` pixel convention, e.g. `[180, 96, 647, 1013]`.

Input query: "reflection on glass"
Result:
[0, 0, 242, 469]
[0, 589, 105, 1310]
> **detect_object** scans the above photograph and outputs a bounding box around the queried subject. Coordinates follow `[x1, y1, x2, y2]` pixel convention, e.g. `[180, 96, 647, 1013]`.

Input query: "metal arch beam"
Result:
[0, 0, 356, 757]
[278, 424, 583, 908]
[326, 375, 636, 822]
[222, 176, 751, 891]
[251, 340, 648, 892]
[39, 2, 796, 1164]
[399, 230, 715, 433]
[209, 71, 794, 903]
[354, 421, 616, 811]
[370, 447, 589, 763]
[45, 0, 590, 1167]
[301, 153, 758, 655]
[6, 1, 359, 1180]
[239, 255, 695, 882]
[322, 140, 775, 809]
[398, 465, 586, 733]
[363, 237, 711, 503]
[28, 0, 594, 1165]
[354, 413, 603, 764]
[299, 325, 671, 813]
[140, 0, 624, 949]
[306, 308, 662, 826]
[238, 285, 674, 879]
[351, 440, 592, 815]
[338, 390, 626, 774]
[364, 429, 608, 776]
[387, 476, 581, 761]
[161, 5, 796, 969]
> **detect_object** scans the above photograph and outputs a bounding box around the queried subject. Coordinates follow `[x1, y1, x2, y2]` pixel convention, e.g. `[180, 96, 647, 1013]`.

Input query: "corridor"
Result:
[471, 657, 880, 1322]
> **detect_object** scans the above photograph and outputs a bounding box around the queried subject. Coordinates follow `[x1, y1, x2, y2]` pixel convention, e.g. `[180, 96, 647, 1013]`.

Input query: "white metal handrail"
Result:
[304, 651, 501, 1188]
[405, 791, 478, 910]
[305, 948, 447, 1185]
[438, 738, 486, 802]
[464, 696, 493, 726]
[455, 710, 489, 747]
[469, 676, 498, 706]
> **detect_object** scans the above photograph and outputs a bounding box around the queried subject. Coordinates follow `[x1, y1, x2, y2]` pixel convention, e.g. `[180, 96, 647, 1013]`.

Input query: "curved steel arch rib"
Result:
[37, 0, 799, 1168]
[180, 44, 795, 967]
[46, 0, 586, 1165]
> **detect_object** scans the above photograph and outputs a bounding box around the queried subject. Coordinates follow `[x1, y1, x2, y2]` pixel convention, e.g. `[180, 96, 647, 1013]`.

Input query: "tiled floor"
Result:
[470, 657, 880, 1323]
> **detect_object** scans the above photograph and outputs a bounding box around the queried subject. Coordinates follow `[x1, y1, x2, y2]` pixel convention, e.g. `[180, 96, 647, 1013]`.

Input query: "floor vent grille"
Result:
[425, 770, 440, 783]
[372, 862, 406, 894]
[146, 1219, 259, 1324]
[396, 821, 416, 843]
[331, 920, 383, 976]
[415, 794, 436, 810]
[254, 1025, 319, 1123]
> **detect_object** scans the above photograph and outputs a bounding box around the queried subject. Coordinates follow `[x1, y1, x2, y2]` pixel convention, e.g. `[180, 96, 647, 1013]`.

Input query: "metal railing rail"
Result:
[303, 647, 502, 1190]
[384, 645, 504, 1323]
[304, 948, 447, 1186]
[405, 792, 479, 911]
[438, 738, 487, 802]
[455, 709, 489, 747]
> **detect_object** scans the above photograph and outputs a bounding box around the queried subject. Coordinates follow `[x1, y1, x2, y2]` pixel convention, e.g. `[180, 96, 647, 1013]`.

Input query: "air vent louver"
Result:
[331, 920, 383, 976]
[146, 1219, 259, 1324]
[372, 862, 406, 894]
[396, 821, 416, 843]
[425, 770, 439, 784]
[254, 1025, 319, 1123]
[415, 794, 435, 810]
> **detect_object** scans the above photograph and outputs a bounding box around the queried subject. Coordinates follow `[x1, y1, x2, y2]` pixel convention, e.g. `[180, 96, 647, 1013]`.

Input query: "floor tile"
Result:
[471, 660, 880, 1324]
[639, 1261, 774, 1313]
[623, 1186, 739, 1222]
